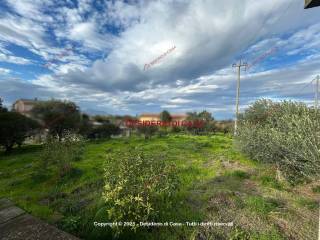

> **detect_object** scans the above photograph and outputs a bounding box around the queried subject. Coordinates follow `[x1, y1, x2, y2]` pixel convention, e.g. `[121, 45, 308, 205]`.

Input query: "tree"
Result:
[0, 98, 7, 113]
[159, 110, 172, 135]
[185, 111, 215, 135]
[160, 110, 172, 122]
[198, 110, 216, 133]
[93, 115, 111, 123]
[78, 113, 92, 137]
[185, 112, 200, 134]
[198, 110, 214, 122]
[0, 112, 39, 152]
[32, 100, 81, 140]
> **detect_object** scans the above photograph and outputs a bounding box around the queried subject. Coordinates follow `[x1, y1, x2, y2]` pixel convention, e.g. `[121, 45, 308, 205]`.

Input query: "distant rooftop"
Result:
[14, 98, 41, 104]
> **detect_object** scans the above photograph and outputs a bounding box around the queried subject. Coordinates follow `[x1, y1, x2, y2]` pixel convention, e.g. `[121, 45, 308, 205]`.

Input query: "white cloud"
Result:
[0, 67, 11, 75]
[0, 52, 32, 65]
[5, 0, 54, 22]
[0, 13, 48, 56]
[1, 0, 320, 118]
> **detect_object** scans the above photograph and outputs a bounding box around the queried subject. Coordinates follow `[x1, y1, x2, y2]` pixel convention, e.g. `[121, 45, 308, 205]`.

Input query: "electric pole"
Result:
[232, 60, 247, 135]
[316, 75, 320, 240]
[315, 75, 319, 110]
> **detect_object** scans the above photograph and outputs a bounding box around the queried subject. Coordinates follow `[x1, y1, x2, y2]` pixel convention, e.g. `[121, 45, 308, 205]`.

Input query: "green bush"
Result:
[236, 100, 320, 184]
[87, 123, 120, 139]
[39, 132, 85, 177]
[103, 149, 179, 232]
[60, 216, 81, 233]
[136, 125, 158, 139]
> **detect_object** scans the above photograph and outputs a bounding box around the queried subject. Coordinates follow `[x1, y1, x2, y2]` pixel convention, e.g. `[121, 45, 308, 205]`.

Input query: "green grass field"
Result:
[0, 134, 318, 239]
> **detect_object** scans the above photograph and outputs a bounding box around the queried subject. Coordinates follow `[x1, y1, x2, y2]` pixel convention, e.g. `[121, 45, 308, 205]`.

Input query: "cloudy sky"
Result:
[0, 0, 319, 119]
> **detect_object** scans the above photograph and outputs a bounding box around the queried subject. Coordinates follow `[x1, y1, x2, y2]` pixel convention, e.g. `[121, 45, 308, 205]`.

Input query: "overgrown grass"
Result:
[0, 134, 318, 239]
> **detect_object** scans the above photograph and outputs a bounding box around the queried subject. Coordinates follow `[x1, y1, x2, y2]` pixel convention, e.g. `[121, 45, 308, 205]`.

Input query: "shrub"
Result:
[39, 132, 85, 177]
[236, 100, 320, 184]
[87, 123, 120, 139]
[103, 149, 179, 232]
[60, 216, 81, 233]
[136, 125, 158, 139]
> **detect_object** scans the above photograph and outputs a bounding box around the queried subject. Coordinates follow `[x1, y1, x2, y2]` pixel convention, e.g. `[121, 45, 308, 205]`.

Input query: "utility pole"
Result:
[319, 201, 320, 240]
[316, 76, 320, 240]
[315, 75, 319, 110]
[232, 60, 247, 135]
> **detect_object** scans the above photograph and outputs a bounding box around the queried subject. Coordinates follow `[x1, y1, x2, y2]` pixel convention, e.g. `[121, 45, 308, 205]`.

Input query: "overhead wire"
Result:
[243, 0, 295, 62]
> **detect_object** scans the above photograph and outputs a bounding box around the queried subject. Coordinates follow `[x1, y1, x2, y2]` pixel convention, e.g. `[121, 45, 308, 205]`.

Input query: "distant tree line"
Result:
[0, 97, 234, 152]
[0, 99, 121, 152]
[134, 110, 233, 139]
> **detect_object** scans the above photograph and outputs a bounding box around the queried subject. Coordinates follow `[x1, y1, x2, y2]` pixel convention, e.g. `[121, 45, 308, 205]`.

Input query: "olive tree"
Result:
[0, 112, 39, 152]
[32, 100, 81, 140]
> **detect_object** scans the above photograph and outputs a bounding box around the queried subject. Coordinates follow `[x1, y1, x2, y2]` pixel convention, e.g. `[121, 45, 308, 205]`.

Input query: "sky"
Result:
[0, 0, 320, 119]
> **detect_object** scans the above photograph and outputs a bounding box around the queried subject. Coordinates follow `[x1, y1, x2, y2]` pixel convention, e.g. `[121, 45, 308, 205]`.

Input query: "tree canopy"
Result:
[32, 100, 81, 140]
[0, 98, 7, 113]
[0, 112, 39, 152]
[186, 110, 215, 134]
[160, 110, 172, 122]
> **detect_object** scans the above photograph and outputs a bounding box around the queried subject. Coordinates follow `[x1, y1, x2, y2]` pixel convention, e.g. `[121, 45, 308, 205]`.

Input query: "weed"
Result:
[245, 196, 279, 216]
[296, 198, 318, 210]
[60, 216, 81, 233]
[259, 175, 283, 190]
[312, 185, 320, 193]
[226, 170, 250, 179]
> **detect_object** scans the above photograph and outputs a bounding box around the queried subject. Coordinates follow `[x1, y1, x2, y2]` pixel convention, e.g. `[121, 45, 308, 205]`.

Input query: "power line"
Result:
[297, 78, 316, 93]
[244, 0, 295, 62]
[243, 0, 278, 55]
